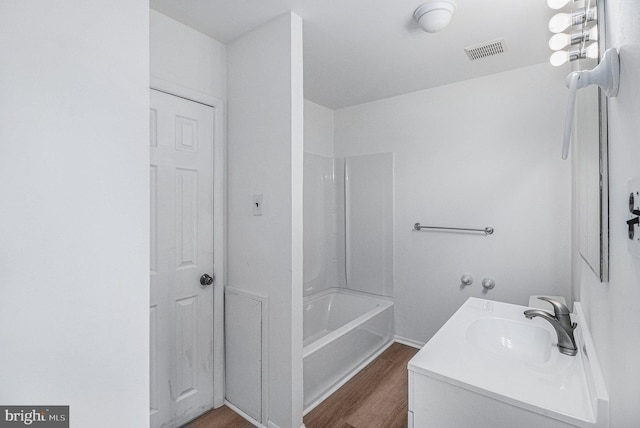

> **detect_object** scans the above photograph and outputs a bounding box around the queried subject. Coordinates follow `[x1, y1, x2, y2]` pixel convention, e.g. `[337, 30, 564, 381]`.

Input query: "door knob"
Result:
[200, 273, 214, 287]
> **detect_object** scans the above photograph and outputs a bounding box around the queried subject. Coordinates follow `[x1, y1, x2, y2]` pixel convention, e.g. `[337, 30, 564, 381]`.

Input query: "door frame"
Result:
[150, 77, 226, 408]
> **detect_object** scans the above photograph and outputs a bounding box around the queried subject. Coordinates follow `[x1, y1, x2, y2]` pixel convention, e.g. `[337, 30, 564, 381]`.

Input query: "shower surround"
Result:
[303, 151, 395, 410]
[303, 152, 394, 297]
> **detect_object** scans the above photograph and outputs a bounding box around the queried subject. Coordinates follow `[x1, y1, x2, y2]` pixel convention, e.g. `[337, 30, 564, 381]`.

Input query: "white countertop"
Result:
[408, 297, 603, 427]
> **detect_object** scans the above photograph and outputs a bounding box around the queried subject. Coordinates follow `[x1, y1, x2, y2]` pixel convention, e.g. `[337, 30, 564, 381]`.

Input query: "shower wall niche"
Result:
[303, 152, 394, 297]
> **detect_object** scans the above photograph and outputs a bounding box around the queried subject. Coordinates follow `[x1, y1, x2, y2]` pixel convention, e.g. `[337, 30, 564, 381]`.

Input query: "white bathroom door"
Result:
[150, 89, 215, 428]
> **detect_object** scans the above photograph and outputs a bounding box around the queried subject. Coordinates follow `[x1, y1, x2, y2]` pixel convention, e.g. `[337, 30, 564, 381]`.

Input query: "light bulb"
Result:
[548, 25, 598, 50]
[584, 42, 599, 59]
[547, 0, 572, 9]
[549, 33, 572, 50]
[549, 43, 598, 66]
[549, 12, 577, 33]
[547, 0, 588, 10]
[548, 7, 597, 33]
[550, 50, 571, 66]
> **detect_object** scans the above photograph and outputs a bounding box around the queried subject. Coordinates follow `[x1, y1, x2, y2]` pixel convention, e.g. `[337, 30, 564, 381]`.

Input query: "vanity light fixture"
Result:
[548, 6, 597, 33]
[547, 0, 620, 159]
[548, 25, 597, 50]
[547, 0, 598, 67]
[547, 0, 581, 10]
[549, 42, 598, 66]
[413, 0, 456, 33]
[561, 48, 619, 159]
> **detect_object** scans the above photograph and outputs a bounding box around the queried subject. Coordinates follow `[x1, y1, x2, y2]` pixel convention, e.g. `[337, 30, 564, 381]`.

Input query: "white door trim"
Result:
[150, 77, 226, 408]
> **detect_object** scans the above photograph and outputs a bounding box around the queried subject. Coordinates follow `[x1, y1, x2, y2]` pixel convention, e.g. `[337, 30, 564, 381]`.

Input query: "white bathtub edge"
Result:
[303, 338, 395, 416]
[303, 290, 393, 358]
[303, 286, 394, 303]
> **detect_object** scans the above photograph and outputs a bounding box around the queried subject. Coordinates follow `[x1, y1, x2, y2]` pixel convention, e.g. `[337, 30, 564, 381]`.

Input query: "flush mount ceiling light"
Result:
[413, 1, 456, 33]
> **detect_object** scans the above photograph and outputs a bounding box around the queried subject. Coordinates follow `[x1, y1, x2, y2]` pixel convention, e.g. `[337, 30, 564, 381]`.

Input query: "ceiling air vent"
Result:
[464, 39, 507, 61]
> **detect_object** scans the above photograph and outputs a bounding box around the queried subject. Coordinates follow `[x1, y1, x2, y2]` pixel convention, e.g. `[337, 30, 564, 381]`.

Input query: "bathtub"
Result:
[303, 288, 394, 412]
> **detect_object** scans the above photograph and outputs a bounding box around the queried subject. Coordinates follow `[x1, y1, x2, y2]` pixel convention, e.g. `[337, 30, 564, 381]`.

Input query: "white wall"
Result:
[227, 13, 304, 428]
[0, 1, 150, 427]
[335, 62, 571, 344]
[150, 9, 226, 101]
[576, 2, 640, 426]
[304, 100, 334, 157]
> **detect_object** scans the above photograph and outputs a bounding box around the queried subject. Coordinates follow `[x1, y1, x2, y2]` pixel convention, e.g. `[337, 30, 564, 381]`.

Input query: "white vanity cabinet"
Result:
[408, 368, 579, 428]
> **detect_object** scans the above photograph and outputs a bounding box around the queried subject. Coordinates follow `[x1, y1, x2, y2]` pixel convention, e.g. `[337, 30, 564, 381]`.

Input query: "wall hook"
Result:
[628, 192, 640, 240]
[562, 48, 620, 159]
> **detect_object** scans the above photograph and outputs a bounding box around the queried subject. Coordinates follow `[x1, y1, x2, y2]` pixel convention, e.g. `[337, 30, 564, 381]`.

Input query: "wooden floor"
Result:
[304, 342, 417, 428]
[185, 342, 417, 428]
[182, 405, 253, 428]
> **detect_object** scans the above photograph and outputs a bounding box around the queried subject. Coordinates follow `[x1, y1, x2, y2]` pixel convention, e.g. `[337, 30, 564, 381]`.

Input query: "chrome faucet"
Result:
[524, 297, 577, 356]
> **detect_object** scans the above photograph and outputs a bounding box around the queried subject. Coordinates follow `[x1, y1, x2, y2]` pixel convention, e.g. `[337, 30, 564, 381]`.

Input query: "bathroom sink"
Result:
[408, 297, 609, 428]
[466, 317, 553, 364]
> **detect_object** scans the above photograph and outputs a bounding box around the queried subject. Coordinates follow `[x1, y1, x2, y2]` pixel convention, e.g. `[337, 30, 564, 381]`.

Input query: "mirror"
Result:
[575, 0, 608, 281]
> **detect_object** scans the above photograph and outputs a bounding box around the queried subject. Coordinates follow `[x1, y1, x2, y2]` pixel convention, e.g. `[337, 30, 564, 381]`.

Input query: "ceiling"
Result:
[149, 0, 557, 109]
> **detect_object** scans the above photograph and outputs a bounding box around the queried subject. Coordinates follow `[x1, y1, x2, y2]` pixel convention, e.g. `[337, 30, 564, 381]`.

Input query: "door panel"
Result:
[225, 289, 263, 422]
[150, 89, 215, 428]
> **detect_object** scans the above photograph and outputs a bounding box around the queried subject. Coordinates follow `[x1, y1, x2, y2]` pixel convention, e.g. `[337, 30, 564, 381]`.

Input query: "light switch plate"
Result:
[253, 194, 263, 216]
[628, 176, 640, 257]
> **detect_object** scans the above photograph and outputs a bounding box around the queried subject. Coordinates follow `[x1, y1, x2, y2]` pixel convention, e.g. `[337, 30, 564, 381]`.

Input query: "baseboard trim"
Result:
[394, 335, 425, 349]
[225, 400, 267, 428]
[226, 337, 422, 427]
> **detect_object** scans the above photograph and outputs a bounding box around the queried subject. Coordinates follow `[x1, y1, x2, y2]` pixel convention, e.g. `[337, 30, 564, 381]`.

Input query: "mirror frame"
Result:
[596, 0, 609, 282]
[578, 0, 609, 282]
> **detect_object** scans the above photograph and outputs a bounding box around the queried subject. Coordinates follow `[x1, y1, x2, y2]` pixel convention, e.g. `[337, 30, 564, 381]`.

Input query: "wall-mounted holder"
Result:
[561, 48, 620, 159]
[481, 278, 495, 290]
[628, 192, 639, 240]
[628, 176, 640, 257]
[414, 223, 494, 235]
[460, 275, 473, 286]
